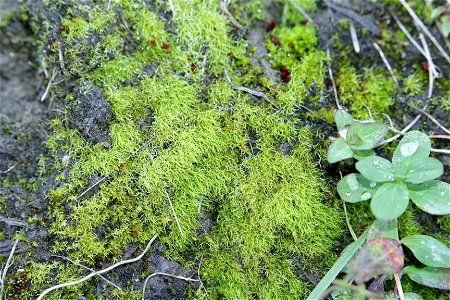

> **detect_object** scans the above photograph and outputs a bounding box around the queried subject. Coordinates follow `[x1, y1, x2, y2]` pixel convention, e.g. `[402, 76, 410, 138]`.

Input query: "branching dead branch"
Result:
[399, 0, 450, 64]
[37, 234, 158, 300]
[0, 239, 19, 300]
[390, 10, 426, 57]
[142, 272, 200, 300]
[224, 69, 279, 109]
[373, 42, 399, 88]
[52, 255, 122, 291]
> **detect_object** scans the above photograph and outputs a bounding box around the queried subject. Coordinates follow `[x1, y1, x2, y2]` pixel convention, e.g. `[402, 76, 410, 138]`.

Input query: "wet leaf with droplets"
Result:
[328, 137, 354, 163]
[346, 237, 404, 285]
[370, 182, 409, 220]
[367, 219, 398, 240]
[393, 131, 431, 163]
[402, 235, 450, 268]
[403, 266, 450, 290]
[408, 180, 450, 215]
[356, 156, 394, 182]
[346, 122, 388, 150]
[337, 173, 378, 203]
[404, 157, 444, 184]
[335, 109, 354, 134]
[353, 149, 375, 161]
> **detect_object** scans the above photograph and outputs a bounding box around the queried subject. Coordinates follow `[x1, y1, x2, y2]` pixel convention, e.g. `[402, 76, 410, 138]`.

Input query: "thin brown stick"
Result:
[37, 235, 158, 300]
[399, 0, 450, 64]
[394, 273, 405, 300]
[429, 135, 450, 140]
[142, 272, 200, 300]
[376, 115, 422, 147]
[52, 255, 122, 291]
[373, 42, 399, 87]
[419, 33, 436, 101]
[220, 1, 243, 29]
[0, 239, 19, 300]
[165, 189, 184, 236]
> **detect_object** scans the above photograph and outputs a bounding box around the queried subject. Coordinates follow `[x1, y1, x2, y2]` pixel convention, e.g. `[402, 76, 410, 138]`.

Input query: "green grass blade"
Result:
[307, 230, 368, 300]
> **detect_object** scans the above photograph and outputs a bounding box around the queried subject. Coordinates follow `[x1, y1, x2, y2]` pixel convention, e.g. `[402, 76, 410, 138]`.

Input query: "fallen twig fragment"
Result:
[349, 21, 360, 53]
[373, 42, 399, 88]
[0, 239, 19, 300]
[0, 215, 26, 227]
[220, 1, 243, 29]
[37, 234, 158, 300]
[40, 68, 58, 102]
[399, 0, 450, 64]
[326, 49, 341, 110]
[165, 189, 184, 236]
[224, 69, 278, 109]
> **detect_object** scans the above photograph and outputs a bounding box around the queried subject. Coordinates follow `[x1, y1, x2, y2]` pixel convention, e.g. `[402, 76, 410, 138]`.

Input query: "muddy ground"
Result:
[1, 0, 449, 299]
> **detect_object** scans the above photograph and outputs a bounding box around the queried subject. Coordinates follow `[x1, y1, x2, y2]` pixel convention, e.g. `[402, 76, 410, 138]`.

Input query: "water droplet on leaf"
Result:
[400, 141, 420, 157]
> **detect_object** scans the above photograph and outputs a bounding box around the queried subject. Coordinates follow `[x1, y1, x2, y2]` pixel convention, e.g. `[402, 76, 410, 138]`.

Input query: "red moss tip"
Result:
[280, 66, 291, 83]
[162, 43, 170, 50]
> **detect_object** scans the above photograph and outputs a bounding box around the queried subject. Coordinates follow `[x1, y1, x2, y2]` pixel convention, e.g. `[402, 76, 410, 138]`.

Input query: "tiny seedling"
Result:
[309, 109, 450, 299]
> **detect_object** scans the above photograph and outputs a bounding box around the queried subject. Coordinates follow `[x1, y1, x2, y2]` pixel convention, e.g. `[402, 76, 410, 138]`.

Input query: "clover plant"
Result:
[308, 109, 450, 299]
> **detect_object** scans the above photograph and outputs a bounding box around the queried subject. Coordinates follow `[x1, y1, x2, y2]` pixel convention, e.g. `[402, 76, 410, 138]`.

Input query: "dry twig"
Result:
[37, 235, 158, 300]
[373, 42, 399, 87]
[0, 239, 19, 300]
[52, 255, 122, 291]
[40, 68, 58, 102]
[349, 21, 360, 53]
[399, 0, 450, 64]
[224, 69, 279, 109]
[165, 189, 184, 236]
[289, 0, 315, 25]
[0, 215, 26, 227]
[326, 48, 341, 110]
[220, 1, 243, 29]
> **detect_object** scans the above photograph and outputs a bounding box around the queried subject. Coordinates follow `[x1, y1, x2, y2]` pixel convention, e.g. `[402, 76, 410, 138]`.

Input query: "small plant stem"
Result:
[420, 110, 450, 135]
[399, 0, 450, 64]
[429, 135, 450, 140]
[343, 201, 357, 241]
[326, 48, 341, 110]
[37, 235, 158, 300]
[165, 189, 184, 236]
[40, 68, 58, 102]
[373, 42, 399, 88]
[394, 273, 405, 300]
[142, 272, 200, 300]
[430, 148, 450, 155]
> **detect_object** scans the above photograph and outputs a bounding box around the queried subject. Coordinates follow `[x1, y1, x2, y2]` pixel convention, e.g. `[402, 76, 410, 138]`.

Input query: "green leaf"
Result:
[441, 18, 450, 37]
[392, 131, 431, 164]
[403, 266, 450, 290]
[408, 180, 450, 215]
[307, 231, 368, 300]
[370, 182, 409, 220]
[335, 109, 354, 138]
[431, 7, 442, 19]
[328, 138, 353, 163]
[337, 173, 378, 203]
[367, 219, 398, 240]
[402, 235, 450, 268]
[346, 122, 388, 150]
[356, 156, 395, 182]
[386, 291, 423, 300]
[352, 149, 375, 161]
[404, 157, 444, 184]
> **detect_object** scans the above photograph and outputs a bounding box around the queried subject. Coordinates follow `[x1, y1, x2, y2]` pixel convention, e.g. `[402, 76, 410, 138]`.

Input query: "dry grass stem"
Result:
[220, 1, 243, 29]
[40, 68, 58, 102]
[349, 21, 360, 53]
[0, 163, 18, 174]
[326, 48, 341, 110]
[0, 239, 19, 300]
[290, 0, 315, 25]
[399, 0, 450, 64]
[420, 110, 450, 135]
[373, 42, 399, 87]
[36, 234, 158, 300]
[390, 10, 426, 57]
[224, 69, 279, 109]
[53, 255, 122, 291]
[165, 189, 184, 236]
